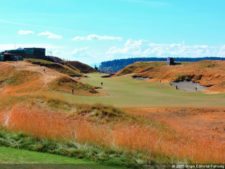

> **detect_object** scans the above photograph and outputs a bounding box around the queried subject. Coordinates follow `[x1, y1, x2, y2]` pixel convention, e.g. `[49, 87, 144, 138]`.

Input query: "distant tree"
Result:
[94, 65, 98, 71]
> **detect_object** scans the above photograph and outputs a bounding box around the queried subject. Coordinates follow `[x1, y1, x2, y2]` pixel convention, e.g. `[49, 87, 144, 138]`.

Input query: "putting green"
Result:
[60, 73, 225, 107]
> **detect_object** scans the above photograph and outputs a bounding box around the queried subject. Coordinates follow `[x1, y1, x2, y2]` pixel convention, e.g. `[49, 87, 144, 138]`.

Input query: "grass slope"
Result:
[26, 58, 82, 77]
[117, 61, 225, 93]
[66, 61, 96, 73]
[0, 61, 97, 96]
[49, 76, 97, 95]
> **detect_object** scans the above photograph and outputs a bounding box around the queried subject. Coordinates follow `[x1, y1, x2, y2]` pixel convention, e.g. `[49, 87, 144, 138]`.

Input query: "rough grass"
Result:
[0, 70, 40, 86]
[0, 99, 184, 165]
[1, 95, 223, 164]
[117, 62, 165, 76]
[0, 61, 97, 97]
[74, 104, 133, 123]
[26, 58, 82, 77]
[5, 95, 137, 124]
[49, 76, 98, 95]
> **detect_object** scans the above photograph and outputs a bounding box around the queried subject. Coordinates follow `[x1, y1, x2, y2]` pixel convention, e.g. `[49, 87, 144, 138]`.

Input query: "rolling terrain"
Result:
[116, 60, 225, 93]
[0, 60, 224, 167]
[99, 57, 225, 73]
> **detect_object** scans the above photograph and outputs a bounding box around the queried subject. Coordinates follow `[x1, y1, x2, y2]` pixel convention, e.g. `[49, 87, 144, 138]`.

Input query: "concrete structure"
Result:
[24, 48, 46, 58]
[167, 57, 175, 65]
[0, 52, 23, 61]
[4, 48, 46, 59]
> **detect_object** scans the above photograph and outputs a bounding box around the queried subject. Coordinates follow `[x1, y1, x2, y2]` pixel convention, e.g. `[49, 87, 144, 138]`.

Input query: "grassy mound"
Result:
[75, 104, 131, 123]
[26, 96, 132, 123]
[49, 76, 98, 95]
[117, 62, 165, 76]
[26, 58, 82, 77]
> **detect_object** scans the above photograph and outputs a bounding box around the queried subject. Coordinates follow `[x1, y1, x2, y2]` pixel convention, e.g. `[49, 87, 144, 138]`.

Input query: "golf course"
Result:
[0, 61, 224, 168]
[1, 0, 225, 168]
[62, 73, 225, 107]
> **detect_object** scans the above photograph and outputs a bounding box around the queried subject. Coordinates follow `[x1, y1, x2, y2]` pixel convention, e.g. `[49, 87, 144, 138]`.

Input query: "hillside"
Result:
[26, 58, 82, 77]
[0, 61, 97, 96]
[99, 57, 225, 73]
[66, 61, 96, 73]
[116, 60, 225, 93]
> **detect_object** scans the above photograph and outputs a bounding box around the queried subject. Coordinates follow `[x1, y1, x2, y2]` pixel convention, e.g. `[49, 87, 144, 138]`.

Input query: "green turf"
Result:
[60, 73, 225, 107]
[0, 146, 87, 164]
[0, 147, 123, 169]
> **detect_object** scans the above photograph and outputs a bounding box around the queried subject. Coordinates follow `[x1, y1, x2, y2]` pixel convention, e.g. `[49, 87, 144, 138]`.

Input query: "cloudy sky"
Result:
[0, 0, 225, 65]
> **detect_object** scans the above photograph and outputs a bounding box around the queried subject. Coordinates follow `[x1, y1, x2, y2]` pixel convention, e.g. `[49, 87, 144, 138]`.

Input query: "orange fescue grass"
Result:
[112, 124, 225, 163]
[124, 107, 225, 163]
[0, 105, 111, 146]
[0, 105, 224, 163]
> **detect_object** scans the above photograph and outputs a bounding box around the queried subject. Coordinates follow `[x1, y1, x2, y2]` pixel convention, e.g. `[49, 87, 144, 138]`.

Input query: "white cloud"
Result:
[70, 48, 101, 65]
[18, 30, 34, 35]
[107, 40, 225, 58]
[72, 47, 89, 55]
[17, 30, 63, 40]
[0, 43, 63, 53]
[73, 34, 122, 41]
[38, 31, 63, 40]
[107, 39, 144, 55]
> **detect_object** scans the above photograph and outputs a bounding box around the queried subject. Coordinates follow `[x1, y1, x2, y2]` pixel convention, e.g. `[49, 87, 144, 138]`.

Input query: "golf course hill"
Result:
[66, 61, 96, 73]
[0, 60, 98, 95]
[26, 58, 96, 77]
[116, 60, 225, 94]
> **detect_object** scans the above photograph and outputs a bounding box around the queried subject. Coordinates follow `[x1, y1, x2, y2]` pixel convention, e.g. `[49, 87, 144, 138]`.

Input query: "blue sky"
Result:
[0, 0, 225, 65]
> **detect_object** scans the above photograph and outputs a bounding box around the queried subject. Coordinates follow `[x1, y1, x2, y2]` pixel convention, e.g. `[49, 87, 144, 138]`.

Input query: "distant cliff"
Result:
[99, 57, 225, 73]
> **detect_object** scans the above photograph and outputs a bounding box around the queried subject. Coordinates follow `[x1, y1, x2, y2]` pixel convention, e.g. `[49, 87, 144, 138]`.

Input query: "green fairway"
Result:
[61, 73, 225, 107]
[0, 147, 122, 169]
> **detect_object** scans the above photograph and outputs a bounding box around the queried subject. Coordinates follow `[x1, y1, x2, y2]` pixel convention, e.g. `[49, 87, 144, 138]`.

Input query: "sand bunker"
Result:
[132, 75, 149, 81]
[172, 81, 206, 92]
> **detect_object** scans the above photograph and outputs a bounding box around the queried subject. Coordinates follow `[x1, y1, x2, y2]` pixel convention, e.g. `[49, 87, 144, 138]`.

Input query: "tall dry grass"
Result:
[0, 105, 224, 163]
